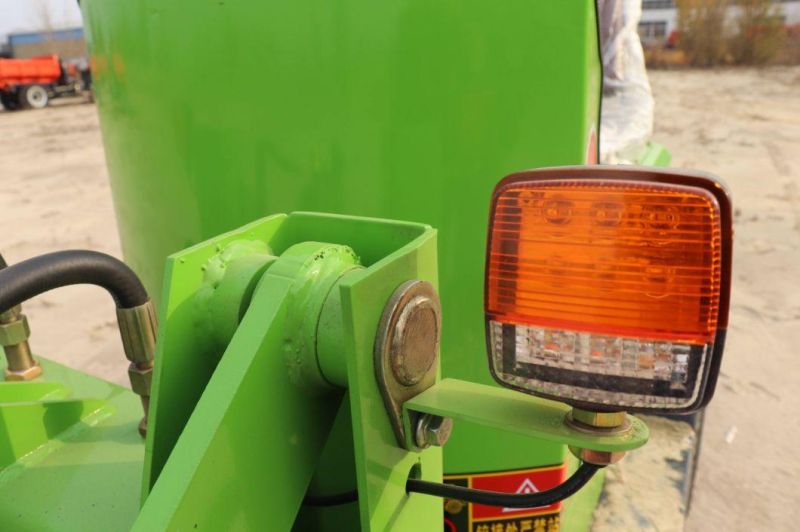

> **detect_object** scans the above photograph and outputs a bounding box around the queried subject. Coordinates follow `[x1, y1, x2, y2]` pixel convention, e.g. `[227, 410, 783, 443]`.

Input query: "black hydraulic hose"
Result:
[303, 490, 359, 507]
[301, 462, 601, 508]
[407, 462, 602, 509]
[0, 250, 149, 311]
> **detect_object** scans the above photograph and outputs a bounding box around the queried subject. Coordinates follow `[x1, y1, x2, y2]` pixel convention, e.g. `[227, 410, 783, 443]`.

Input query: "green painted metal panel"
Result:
[79, 0, 604, 526]
[335, 219, 441, 530]
[638, 142, 673, 167]
[80, 0, 600, 391]
[0, 359, 144, 531]
[142, 215, 285, 495]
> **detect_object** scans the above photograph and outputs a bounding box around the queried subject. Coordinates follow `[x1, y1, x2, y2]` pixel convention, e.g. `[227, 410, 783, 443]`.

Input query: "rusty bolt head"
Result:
[414, 413, 453, 449]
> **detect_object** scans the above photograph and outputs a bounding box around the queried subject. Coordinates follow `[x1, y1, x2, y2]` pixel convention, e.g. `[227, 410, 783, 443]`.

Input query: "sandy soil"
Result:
[648, 67, 800, 532]
[1, 67, 799, 530]
[0, 98, 127, 386]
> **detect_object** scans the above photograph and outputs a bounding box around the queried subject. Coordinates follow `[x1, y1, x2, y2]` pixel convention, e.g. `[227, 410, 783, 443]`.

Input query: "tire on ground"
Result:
[0, 91, 20, 111]
[19, 84, 49, 109]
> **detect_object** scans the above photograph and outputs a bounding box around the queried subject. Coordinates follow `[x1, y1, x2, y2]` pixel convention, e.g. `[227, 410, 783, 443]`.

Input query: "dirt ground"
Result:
[0, 97, 126, 385]
[1, 67, 799, 531]
[649, 67, 800, 532]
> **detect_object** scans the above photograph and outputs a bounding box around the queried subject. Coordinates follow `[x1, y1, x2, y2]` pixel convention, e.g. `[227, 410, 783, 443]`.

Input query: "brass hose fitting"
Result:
[0, 250, 155, 436]
[117, 300, 158, 437]
[0, 305, 42, 381]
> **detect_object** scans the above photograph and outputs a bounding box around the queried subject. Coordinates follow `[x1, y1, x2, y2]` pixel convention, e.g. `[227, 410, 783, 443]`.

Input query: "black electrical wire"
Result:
[301, 462, 601, 508]
[0, 250, 149, 311]
[407, 462, 602, 508]
[303, 490, 359, 507]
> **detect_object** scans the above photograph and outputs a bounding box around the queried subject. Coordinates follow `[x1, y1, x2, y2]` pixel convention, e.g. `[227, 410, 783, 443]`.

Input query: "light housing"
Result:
[485, 166, 732, 413]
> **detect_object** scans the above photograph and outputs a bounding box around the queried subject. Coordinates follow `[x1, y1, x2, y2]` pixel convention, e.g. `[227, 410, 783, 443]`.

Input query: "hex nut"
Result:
[0, 315, 30, 346]
[4, 363, 42, 382]
[570, 408, 626, 429]
[128, 363, 153, 396]
[414, 413, 453, 449]
[569, 445, 626, 466]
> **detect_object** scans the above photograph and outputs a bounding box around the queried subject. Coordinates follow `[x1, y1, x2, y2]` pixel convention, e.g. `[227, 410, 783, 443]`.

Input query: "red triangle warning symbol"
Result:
[502, 478, 541, 513]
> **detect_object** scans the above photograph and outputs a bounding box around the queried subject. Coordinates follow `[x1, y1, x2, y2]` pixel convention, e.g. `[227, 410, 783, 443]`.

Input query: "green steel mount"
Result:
[0, 212, 647, 531]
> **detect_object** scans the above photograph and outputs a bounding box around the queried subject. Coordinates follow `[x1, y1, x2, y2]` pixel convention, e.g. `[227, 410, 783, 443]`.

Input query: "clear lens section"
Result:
[489, 320, 708, 409]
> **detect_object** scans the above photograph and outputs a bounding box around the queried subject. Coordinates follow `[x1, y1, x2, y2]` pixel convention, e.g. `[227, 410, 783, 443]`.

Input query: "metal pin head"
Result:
[414, 413, 453, 449]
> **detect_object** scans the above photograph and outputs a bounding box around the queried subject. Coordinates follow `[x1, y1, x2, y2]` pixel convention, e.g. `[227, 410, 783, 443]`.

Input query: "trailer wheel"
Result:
[19, 84, 49, 109]
[0, 92, 19, 111]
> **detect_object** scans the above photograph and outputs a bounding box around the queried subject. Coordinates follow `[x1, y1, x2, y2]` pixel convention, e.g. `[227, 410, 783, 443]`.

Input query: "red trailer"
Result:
[0, 55, 91, 110]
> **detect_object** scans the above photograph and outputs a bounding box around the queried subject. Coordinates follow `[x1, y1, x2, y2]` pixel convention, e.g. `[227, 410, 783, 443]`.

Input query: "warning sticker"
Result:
[443, 464, 566, 532]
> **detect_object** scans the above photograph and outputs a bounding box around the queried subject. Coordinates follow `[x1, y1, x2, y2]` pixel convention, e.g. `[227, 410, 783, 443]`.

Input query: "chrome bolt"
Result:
[414, 413, 453, 449]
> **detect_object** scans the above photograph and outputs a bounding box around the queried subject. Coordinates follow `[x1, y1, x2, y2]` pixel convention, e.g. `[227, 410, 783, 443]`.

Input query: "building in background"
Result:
[639, 0, 800, 47]
[3, 28, 85, 59]
[639, 0, 675, 46]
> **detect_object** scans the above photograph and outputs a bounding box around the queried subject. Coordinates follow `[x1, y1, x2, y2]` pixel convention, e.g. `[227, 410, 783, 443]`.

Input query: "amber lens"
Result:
[487, 179, 722, 344]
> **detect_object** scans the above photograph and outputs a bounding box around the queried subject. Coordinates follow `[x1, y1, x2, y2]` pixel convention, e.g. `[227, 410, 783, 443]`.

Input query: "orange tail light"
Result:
[485, 166, 732, 413]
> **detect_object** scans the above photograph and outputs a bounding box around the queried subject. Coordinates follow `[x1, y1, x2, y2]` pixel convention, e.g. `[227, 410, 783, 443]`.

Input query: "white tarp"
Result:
[598, 0, 655, 164]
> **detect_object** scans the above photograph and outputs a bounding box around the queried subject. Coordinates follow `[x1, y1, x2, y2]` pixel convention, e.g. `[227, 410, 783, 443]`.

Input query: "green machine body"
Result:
[80, 0, 604, 529]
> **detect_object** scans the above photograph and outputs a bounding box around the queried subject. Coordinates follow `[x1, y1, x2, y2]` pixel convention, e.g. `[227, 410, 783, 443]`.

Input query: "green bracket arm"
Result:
[133, 241, 353, 530]
[134, 211, 644, 531]
[136, 212, 443, 531]
[403, 379, 649, 453]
